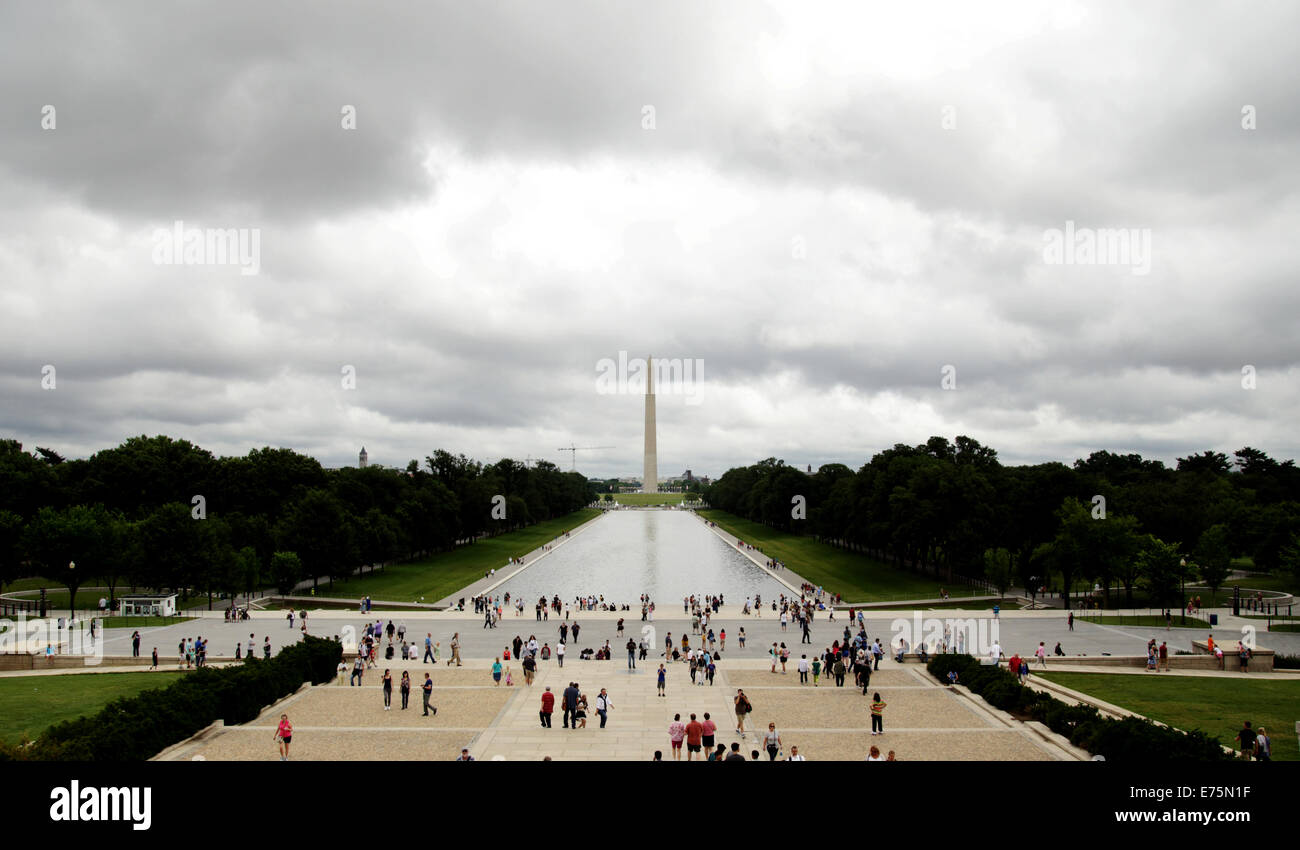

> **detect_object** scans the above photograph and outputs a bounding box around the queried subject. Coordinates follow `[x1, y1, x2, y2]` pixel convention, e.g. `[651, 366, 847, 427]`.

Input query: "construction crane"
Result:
[557, 443, 615, 471]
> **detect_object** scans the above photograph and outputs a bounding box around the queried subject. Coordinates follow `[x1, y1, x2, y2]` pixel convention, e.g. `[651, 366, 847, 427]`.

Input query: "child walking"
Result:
[870, 692, 887, 735]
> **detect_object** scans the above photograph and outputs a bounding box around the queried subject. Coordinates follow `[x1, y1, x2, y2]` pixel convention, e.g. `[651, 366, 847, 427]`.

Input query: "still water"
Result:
[496, 510, 785, 606]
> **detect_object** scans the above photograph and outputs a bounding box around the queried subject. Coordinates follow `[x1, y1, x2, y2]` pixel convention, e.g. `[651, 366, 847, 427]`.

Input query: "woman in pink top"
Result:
[668, 713, 686, 761]
[275, 714, 293, 761]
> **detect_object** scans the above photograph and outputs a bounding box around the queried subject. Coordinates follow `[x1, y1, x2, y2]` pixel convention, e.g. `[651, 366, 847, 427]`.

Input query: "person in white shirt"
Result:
[595, 689, 613, 727]
[797, 655, 810, 684]
[786, 745, 806, 761]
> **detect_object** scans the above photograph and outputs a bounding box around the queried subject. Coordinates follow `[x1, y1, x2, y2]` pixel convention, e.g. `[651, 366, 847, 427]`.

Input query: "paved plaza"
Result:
[90, 605, 1300, 664]
[159, 650, 1075, 761]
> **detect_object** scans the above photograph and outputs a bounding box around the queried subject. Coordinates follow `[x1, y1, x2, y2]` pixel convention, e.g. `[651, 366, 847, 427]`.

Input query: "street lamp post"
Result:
[67, 561, 75, 622]
[1178, 557, 1189, 624]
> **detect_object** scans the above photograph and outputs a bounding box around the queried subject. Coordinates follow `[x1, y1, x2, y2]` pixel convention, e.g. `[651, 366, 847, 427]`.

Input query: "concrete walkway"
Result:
[165, 658, 1077, 762]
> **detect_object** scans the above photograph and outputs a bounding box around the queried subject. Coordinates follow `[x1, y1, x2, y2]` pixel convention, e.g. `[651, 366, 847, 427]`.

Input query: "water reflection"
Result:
[497, 510, 785, 605]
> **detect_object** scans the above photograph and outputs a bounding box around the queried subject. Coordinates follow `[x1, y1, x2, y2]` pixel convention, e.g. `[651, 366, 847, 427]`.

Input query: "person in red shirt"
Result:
[700, 712, 717, 750]
[539, 686, 555, 728]
[275, 714, 293, 761]
[684, 713, 704, 761]
[1008, 654, 1021, 677]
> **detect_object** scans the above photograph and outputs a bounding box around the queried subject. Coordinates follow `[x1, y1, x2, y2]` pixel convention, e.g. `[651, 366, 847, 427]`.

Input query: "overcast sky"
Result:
[2, 0, 1298, 479]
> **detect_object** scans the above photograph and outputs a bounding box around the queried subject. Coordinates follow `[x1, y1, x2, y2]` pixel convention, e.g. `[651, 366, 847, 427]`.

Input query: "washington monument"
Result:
[643, 355, 657, 493]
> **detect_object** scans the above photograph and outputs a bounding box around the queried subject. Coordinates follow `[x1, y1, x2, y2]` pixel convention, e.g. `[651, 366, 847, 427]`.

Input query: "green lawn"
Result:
[1191, 574, 1296, 607]
[100, 616, 194, 628]
[1077, 614, 1211, 628]
[1038, 671, 1300, 760]
[310, 510, 602, 603]
[696, 510, 985, 603]
[0, 671, 189, 745]
[603, 493, 686, 506]
[868, 598, 1017, 611]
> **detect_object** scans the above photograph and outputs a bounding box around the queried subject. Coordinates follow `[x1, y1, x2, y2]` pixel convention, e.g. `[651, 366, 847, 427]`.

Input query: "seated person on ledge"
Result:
[947, 670, 959, 686]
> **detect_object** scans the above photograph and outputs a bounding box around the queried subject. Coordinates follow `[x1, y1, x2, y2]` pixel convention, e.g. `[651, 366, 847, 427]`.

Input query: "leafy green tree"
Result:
[137, 503, 204, 595]
[236, 546, 261, 600]
[1194, 523, 1233, 601]
[269, 551, 302, 595]
[0, 510, 23, 595]
[1136, 535, 1189, 611]
[275, 489, 355, 590]
[24, 504, 115, 618]
[983, 547, 1013, 596]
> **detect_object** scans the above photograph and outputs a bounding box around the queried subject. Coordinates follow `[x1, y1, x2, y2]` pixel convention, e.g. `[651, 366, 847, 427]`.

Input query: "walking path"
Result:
[161, 657, 1077, 762]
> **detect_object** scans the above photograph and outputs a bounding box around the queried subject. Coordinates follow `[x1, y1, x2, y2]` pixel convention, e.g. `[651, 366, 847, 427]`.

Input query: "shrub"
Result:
[0, 635, 341, 761]
[1272, 653, 1299, 669]
[926, 653, 1229, 761]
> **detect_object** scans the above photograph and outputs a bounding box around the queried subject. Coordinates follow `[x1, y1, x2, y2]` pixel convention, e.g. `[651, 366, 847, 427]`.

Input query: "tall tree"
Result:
[1194, 523, 1233, 601]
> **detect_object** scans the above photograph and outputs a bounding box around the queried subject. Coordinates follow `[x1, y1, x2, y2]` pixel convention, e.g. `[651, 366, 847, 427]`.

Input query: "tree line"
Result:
[704, 437, 1300, 609]
[0, 437, 597, 612]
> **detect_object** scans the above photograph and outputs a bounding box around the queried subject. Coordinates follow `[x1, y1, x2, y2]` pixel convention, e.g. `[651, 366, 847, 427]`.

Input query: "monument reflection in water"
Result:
[497, 510, 786, 606]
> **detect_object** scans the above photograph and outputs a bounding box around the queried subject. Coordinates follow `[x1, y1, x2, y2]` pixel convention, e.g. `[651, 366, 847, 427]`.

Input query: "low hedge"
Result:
[1272, 653, 1299, 669]
[0, 635, 341, 761]
[927, 654, 1228, 761]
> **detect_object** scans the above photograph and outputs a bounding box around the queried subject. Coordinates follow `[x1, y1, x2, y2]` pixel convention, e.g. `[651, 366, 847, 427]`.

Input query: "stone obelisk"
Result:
[643, 355, 658, 493]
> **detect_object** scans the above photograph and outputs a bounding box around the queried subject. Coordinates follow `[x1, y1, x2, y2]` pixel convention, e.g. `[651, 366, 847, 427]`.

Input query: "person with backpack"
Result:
[734, 689, 752, 734]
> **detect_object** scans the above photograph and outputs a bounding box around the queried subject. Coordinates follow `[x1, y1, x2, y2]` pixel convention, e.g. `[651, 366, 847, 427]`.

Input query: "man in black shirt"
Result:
[1235, 721, 1257, 760]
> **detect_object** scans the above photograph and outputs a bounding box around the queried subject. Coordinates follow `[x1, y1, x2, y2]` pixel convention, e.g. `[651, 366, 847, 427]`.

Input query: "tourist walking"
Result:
[764, 723, 782, 760]
[668, 713, 686, 760]
[685, 713, 704, 760]
[562, 682, 579, 729]
[448, 633, 462, 666]
[596, 688, 612, 728]
[1255, 727, 1271, 761]
[557, 641, 566, 667]
[701, 712, 717, 751]
[492, 657, 503, 685]
[275, 714, 293, 761]
[540, 686, 554, 727]
[382, 668, 393, 710]
[627, 638, 637, 669]
[734, 689, 752, 734]
[656, 663, 667, 697]
[422, 673, 436, 716]
[870, 693, 887, 735]
[400, 671, 410, 709]
[798, 654, 809, 684]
